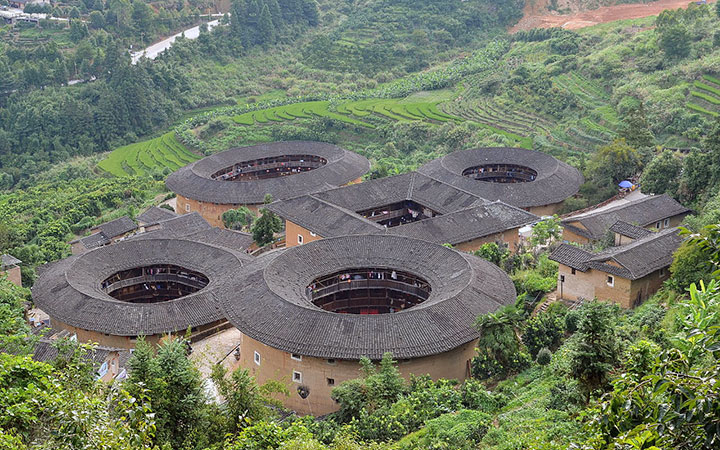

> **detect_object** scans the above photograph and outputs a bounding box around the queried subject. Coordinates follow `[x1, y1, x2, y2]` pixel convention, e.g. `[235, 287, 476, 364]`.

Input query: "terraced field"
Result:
[98, 132, 200, 177]
[552, 72, 619, 149]
[688, 75, 720, 118]
[232, 99, 462, 127]
[442, 99, 540, 149]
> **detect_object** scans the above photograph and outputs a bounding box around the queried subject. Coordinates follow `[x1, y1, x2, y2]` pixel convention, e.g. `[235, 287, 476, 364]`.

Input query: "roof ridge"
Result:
[406, 171, 417, 200]
[411, 171, 488, 201]
[591, 227, 680, 261]
[306, 195, 384, 230]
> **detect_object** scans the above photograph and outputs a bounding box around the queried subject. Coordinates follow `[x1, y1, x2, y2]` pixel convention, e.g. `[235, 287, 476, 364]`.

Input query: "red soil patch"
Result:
[510, 0, 716, 32]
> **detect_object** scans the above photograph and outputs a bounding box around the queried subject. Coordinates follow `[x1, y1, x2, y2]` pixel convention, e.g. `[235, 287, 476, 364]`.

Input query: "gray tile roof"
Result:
[137, 206, 178, 226]
[550, 228, 683, 280]
[269, 194, 383, 238]
[79, 232, 111, 249]
[166, 141, 370, 205]
[32, 237, 251, 337]
[1, 254, 21, 268]
[130, 212, 212, 240]
[609, 220, 652, 240]
[95, 216, 137, 239]
[218, 235, 517, 360]
[387, 201, 537, 245]
[267, 172, 537, 245]
[78, 216, 138, 250]
[417, 147, 584, 208]
[562, 194, 691, 241]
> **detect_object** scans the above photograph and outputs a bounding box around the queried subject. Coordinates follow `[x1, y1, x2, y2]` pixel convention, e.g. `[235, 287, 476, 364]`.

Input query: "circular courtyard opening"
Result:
[462, 164, 538, 183]
[102, 264, 209, 303]
[308, 268, 431, 314]
[210, 154, 328, 182]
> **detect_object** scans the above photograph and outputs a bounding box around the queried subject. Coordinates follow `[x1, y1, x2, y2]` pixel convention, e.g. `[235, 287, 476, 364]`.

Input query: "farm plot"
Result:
[553, 72, 610, 108]
[231, 99, 462, 127]
[98, 132, 200, 177]
[686, 75, 720, 118]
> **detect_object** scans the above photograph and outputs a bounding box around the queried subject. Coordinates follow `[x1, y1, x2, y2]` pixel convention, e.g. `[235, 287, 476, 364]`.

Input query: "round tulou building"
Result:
[32, 238, 251, 348]
[418, 147, 584, 215]
[166, 141, 371, 227]
[218, 234, 516, 416]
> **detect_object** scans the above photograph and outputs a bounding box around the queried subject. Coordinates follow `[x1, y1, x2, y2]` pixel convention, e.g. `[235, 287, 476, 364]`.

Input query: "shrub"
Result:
[537, 347, 552, 366]
[460, 379, 506, 413]
[624, 339, 661, 378]
[547, 379, 584, 411]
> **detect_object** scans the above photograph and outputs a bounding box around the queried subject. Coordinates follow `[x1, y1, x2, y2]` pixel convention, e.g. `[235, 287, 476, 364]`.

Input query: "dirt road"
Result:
[511, 0, 716, 32]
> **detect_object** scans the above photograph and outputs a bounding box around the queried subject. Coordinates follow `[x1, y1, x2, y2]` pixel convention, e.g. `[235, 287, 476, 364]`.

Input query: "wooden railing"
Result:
[310, 279, 430, 302]
[103, 273, 207, 293]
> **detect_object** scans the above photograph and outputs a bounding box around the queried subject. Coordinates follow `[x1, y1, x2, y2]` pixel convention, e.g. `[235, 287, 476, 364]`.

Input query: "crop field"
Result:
[98, 132, 200, 177]
[232, 98, 462, 127]
[687, 75, 720, 118]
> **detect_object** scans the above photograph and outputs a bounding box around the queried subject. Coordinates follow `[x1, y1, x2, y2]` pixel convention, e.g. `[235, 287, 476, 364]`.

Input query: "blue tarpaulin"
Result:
[618, 180, 633, 188]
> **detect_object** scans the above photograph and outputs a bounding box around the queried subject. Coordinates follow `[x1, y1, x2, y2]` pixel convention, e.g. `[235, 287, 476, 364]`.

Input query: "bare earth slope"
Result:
[511, 0, 717, 32]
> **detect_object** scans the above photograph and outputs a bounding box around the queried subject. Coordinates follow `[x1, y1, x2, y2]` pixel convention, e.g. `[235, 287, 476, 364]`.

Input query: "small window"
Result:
[185, 203, 190, 212]
[254, 351, 261, 365]
[292, 371, 302, 383]
[310, 231, 317, 237]
[297, 234, 304, 245]
[291, 353, 302, 361]
[327, 378, 335, 386]
[659, 268, 666, 277]
[664, 218, 670, 228]
[607, 275, 614, 287]
[560, 275, 565, 283]
[571, 268, 576, 275]
[327, 359, 336, 365]
[655, 221, 661, 229]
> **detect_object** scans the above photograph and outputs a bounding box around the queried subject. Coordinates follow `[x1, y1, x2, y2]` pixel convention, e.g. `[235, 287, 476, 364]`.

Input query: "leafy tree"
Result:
[620, 103, 655, 150]
[588, 281, 720, 449]
[567, 301, 620, 398]
[588, 138, 643, 184]
[679, 149, 711, 203]
[331, 353, 406, 422]
[251, 207, 283, 246]
[639, 149, 681, 196]
[69, 20, 90, 42]
[522, 308, 566, 358]
[706, 118, 720, 186]
[670, 233, 715, 291]
[536, 347, 552, 365]
[222, 206, 256, 231]
[473, 308, 529, 379]
[530, 215, 562, 248]
[659, 24, 691, 59]
[210, 365, 287, 434]
[89, 11, 106, 29]
[472, 242, 508, 266]
[125, 337, 208, 449]
[258, 3, 276, 45]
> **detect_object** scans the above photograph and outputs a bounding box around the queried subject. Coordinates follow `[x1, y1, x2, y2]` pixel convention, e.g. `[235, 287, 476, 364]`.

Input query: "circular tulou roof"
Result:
[32, 239, 246, 337]
[417, 148, 584, 209]
[166, 141, 371, 205]
[219, 235, 516, 360]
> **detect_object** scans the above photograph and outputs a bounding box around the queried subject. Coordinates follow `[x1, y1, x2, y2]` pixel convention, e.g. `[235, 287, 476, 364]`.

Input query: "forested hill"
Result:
[0, 0, 521, 188]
